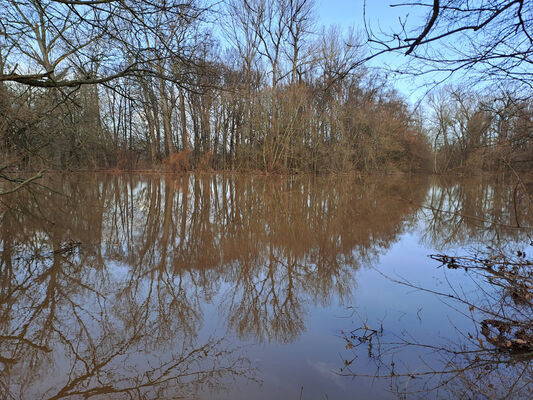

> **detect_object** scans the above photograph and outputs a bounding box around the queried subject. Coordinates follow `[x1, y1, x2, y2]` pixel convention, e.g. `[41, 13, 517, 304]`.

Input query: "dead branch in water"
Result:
[340, 246, 533, 399]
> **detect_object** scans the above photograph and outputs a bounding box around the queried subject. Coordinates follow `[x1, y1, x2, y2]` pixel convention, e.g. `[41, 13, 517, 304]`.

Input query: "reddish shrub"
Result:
[162, 150, 191, 173]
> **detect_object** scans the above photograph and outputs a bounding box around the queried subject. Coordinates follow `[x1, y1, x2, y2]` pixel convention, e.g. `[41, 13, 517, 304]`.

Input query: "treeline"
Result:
[427, 87, 533, 173]
[0, 0, 531, 174]
[0, 0, 430, 173]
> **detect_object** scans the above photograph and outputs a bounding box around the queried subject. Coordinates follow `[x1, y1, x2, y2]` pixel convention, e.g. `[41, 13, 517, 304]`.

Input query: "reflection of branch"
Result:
[0, 171, 44, 195]
[0, 335, 51, 353]
[401, 194, 533, 230]
[0, 225, 253, 399]
[503, 158, 532, 228]
[46, 339, 251, 400]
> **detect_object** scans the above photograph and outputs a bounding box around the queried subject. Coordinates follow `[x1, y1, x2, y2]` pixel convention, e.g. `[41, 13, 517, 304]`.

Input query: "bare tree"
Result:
[363, 0, 533, 91]
[0, 0, 207, 88]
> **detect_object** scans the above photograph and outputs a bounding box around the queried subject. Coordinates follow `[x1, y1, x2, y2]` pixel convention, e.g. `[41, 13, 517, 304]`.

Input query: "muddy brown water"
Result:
[0, 173, 531, 399]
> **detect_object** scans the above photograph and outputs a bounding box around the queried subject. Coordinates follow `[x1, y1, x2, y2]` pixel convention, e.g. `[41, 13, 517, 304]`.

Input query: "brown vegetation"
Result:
[0, 1, 531, 178]
[162, 150, 192, 173]
[428, 87, 533, 174]
[0, 0, 433, 175]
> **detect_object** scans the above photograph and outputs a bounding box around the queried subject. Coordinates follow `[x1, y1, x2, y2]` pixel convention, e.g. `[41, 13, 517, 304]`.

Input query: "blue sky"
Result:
[316, 0, 363, 28]
[316, 0, 433, 104]
[316, 0, 412, 31]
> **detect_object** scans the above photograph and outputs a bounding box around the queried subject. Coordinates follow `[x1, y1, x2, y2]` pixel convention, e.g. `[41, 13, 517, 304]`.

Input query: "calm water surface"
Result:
[0, 173, 531, 399]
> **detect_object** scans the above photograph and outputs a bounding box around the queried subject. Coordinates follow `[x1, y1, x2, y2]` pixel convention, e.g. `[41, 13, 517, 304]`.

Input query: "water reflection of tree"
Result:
[1, 173, 426, 338]
[0, 175, 251, 399]
[4, 173, 533, 398]
[96, 174, 427, 343]
[336, 177, 533, 399]
[419, 176, 533, 250]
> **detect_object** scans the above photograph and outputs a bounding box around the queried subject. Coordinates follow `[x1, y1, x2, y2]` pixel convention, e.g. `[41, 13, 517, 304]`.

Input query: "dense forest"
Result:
[0, 0, 532, 174]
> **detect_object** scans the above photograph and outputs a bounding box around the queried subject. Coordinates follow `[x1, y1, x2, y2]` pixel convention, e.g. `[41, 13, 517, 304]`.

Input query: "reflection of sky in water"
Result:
[197, 231, 519, 398]
[0, 173, 531, 399]
[200, 231, 473, 399]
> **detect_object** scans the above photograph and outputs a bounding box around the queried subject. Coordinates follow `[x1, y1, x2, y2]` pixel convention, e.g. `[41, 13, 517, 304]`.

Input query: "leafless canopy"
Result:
[0, 0, 207, 88]
[364, 0, 533, 90]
